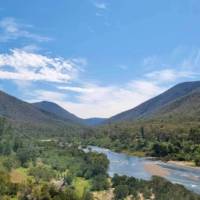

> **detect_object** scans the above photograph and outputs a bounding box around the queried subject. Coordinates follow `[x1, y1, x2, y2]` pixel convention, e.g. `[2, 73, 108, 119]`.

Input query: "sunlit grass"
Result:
[10, 167, 29, 184]
[73, 177, 91, 198]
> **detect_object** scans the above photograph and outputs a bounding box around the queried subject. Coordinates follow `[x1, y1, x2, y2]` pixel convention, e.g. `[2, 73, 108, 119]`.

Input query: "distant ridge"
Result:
[33, 101, 84, 124]
[0, 90, 83, 135]
[105, 81, 200, 123]
[33, 101, 107, 126]
[1, 80, 200, 133]
[0, 91, 55, 124]
[84, 118, 107, 126]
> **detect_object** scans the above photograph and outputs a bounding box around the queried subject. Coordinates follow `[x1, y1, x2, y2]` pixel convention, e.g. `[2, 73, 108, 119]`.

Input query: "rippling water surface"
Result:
[87, 146, 200, 194]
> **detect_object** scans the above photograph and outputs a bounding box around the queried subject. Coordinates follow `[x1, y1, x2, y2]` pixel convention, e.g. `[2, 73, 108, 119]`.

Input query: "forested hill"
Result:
[151, 87, 200, 122]
[0, 90, 84, 135]
[33, 101, 107, 126]
[105, 81, 200, 123]
[0, 90, 56, 124]
[33, 101, 84, 124]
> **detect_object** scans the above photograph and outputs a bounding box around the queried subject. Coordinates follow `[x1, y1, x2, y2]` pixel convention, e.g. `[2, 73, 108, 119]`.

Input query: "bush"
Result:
[91, 175, 109, 191]
[28, 165, 56, 182]
[195, 156, 200, 166]
[114, 185, 129, 200]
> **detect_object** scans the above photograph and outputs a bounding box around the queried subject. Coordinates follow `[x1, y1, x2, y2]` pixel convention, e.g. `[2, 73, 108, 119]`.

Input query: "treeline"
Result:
[112, 174, 200, 200]
[80, 121, 200, 166]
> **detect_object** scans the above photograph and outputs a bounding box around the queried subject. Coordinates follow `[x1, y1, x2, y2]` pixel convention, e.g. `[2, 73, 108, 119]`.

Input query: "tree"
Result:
[16, 148, 30, 167]
[195, 156, 200, 166]
[151, 143, 168, 157]
[91, 175, 109, 191]
[2, 157, 18, 171]
[114, 185, 129, 200]
[140, 126, 145, 139]
[29, 165, 56, 182]
[64, 173, 73, 185]
[0, 171, 11, 196]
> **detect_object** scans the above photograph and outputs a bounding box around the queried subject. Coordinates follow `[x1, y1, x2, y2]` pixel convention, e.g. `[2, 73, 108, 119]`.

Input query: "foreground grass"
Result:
[73, 177, 91, 198]
[10, 167, 29, 184]
[92, 189, 114, 200]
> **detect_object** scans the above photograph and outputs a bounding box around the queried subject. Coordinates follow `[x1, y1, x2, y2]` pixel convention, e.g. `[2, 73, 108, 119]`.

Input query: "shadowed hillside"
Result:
[106, 81, 200, 123]
[0, 91, 83, 135]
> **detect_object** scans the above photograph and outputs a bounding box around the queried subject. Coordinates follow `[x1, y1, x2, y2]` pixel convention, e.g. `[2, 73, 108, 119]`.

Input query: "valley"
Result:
[1, 81, 200, 199]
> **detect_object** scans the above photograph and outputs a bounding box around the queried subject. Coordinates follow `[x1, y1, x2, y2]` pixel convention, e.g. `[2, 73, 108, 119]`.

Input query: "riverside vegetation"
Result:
[0, 118, 200, 200]
[80, 121, 200, 167]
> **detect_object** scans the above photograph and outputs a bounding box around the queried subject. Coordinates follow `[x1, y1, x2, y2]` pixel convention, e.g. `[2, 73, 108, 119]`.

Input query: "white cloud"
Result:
[58, 86, 94, 93]
[21, 44, 41, 52]
[0, 17, 50, 42]
[29, 90, 67, 103]
[94, 2, 107, 10]
[4, 44, 200, 118]
[181, 49, 200, 70]
[145, 69, 197, 83]
[32, 59, 200, 118]
[29, 80, 165, 118]
[64, 81, 164, 118]
[0, 49, 81, 83]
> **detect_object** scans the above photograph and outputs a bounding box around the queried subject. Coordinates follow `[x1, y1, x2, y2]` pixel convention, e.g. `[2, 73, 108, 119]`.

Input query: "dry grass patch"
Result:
[10, 168, 28, 184]
[93, 189, 114, 200]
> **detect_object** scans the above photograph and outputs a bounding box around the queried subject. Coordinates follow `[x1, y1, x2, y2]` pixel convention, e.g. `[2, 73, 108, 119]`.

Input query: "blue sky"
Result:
[0, 0, 200, 118]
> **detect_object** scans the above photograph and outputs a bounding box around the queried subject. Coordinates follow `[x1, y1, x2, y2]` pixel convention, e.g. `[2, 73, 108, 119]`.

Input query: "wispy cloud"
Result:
[25, 47, 200, 118]
[30, 90, 67, 103]
[145, 69, 197, 83]
[21, 44, 41, 52]
[31, 80, 165, 118]
[93, 2, 107, 10]
[0, 17, 50, 42]
[118, 64, 128, 70]
[31, 48, 200, 118]
[4, 45, 200, 118]
[26, 66, 199, 118]
[0, 49, 82, 83]
[58, 86, 94, 93]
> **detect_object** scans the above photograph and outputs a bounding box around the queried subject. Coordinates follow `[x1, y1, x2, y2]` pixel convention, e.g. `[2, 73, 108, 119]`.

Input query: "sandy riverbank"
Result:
[167, 160, 196, 168]
[144, 162, 170, 177]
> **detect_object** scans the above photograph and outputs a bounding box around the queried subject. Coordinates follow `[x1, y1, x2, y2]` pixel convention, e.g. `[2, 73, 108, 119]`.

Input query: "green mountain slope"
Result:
[153, 87, 200, 122]
[33, 101, 84, 124]
[106, 81, 200, 123]
[0, 90, 82, 135]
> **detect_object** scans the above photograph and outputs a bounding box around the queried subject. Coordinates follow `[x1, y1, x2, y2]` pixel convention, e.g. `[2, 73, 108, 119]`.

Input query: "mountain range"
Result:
[33, 101, 106, 126]
[0, 81, 200, 134]
[105, 81, 200, 123]
[0, 90, 105, 134]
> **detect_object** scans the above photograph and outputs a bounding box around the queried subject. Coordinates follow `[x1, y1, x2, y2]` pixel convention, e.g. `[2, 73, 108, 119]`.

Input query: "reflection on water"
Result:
[87, 146, 200, 194]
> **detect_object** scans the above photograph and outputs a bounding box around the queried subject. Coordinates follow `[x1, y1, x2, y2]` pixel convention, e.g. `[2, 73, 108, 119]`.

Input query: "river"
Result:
[86, 146, 200, 194]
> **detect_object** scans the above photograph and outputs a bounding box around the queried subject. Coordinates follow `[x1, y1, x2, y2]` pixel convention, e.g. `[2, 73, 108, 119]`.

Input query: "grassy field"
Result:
[73, 177, 91, 198]
[10, 167, 29, 184]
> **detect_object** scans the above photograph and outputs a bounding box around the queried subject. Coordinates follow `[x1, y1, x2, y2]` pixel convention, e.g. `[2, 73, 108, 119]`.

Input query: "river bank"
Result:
[120, 149, 198, 168]
[167, 160, 196, 168]
[144, 162, 170, 177]
[87, 145, 200, 194]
